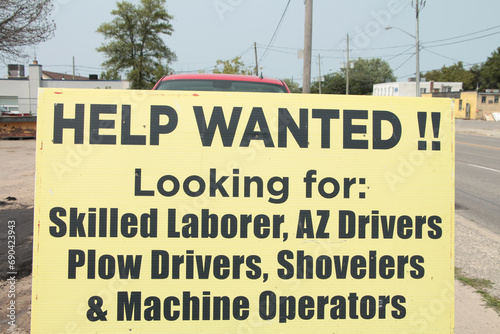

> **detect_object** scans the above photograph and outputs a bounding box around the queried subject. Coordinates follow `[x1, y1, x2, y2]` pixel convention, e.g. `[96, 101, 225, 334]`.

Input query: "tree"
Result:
[97, 0, 176, 89]
[423, 61, 476, 90]
[470, 64, 482, 90]
[100, 69, 121, 80]
[479, 47, 500, 90]
[213, 57, 253, 75]
[312, 58, 395, 95]
[282, 78, 301, 93]
[0, 0, 55, 60]
[311, 72, 345, 94]
[347, 58, 396, 95]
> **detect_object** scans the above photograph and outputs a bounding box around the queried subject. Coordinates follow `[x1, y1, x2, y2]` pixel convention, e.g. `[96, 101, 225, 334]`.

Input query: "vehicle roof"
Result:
[157, 73, 286, 86]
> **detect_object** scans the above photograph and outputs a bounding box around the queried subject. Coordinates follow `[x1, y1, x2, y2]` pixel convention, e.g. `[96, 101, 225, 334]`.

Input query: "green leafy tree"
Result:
[470, 64, 482, 90]
[479, 47, 500, 90]
[213, 56, 253, 75]
[100, 69, 121, 80]
[312, 58, 395, 95]
[96, 0, 176, 89]
[282, 78, 301, 93]
[0, 0, 55, 60]
[423, 61, 476, 90]
[311, 72, 345, 94]
[347, 58, 396, 95]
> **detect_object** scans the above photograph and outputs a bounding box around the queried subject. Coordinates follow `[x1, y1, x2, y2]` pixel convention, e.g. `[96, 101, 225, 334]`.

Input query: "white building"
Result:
[0, 62, 130, 115]
[373, 80, 463, 97]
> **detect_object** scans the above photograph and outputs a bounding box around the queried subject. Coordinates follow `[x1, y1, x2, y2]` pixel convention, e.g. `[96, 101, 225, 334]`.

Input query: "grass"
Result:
[455, 267, 500, 314]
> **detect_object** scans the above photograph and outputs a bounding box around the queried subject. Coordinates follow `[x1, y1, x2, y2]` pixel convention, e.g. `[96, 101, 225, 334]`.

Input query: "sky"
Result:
[2, 0, 500, 85]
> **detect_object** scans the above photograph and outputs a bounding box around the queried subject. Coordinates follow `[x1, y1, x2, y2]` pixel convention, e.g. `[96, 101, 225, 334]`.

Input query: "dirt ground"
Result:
[0, 140, 35, 333]
[1, 120, 500, 333]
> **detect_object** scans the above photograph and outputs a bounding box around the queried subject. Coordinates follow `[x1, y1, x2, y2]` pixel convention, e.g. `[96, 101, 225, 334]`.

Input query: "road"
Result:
[456, 133, 500, 235]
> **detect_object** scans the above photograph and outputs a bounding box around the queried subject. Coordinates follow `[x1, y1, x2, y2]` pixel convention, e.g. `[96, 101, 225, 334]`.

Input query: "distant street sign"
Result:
[297, 49, 304, 59]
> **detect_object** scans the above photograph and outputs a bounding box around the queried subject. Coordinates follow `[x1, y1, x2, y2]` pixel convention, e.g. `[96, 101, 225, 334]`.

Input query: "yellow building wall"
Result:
[421, 93, 463, 119]
[456, 91, 480, 119]
[477, 93, 500, 118]
[422, 91, 500, 120]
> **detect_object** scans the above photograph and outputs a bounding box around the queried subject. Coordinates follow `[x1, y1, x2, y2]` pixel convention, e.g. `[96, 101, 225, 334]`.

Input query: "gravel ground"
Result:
[455, 118, 500, 138]
[455, 215, 500, 299]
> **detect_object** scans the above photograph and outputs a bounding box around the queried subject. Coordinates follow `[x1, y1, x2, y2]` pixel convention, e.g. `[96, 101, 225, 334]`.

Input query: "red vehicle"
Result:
[153, 73, 290, 93]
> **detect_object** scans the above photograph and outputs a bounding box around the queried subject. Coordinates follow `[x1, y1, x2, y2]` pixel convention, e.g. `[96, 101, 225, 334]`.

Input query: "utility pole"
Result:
[346, 34, 349, 95]
[413, 0, 425, 97]
[302, 0, 313, 93]
[318, 54, 321, 94]
[254, 42, 259, 76]
[72, 56, 75, 80]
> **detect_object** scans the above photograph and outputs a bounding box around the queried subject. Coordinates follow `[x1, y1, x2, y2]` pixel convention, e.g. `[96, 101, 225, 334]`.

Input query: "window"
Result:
[459, 100, 462, 111]
[495, 96, 499, 104]
[155, 79, 288, 93]
[481, 96, 486, 103]
[0, 105, 19, 113]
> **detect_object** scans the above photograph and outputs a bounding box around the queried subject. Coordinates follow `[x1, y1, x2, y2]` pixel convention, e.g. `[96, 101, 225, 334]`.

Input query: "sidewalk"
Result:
[455, 214, 500, 333]
[455, 118, 500, 138]
[455, 281, 500, 333]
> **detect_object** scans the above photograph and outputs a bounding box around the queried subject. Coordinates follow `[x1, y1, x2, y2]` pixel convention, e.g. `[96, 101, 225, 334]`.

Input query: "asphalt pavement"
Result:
[455, 122, 500, 235]
[0, 208, 33, 280]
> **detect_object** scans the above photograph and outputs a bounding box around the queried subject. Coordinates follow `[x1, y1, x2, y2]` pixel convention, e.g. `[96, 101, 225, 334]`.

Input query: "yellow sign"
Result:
[33, 88, 454, 333]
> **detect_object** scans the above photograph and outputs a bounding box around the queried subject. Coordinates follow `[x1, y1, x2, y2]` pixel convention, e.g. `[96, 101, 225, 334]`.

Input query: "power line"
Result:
[259, 0, 291, 63]
[257, 44, 417, 60]
[258, 24, 500, 55]
[172, 44, 257, 74]
[258, 47, 298, 57]
[351, 44, 415, 52]
[257, 43, 346, 53]
[387, 46, 416, 61]
[424, 31, 500, 48]
[425, 24, 500, 45]
[422, 48, 462, 64]
[256, 43, 297, 51]
[353, 24, 500, 54]
[261, 42, 416, 53]
[235, 44, 254, 58]
[393, 53, 416, 72]
[398, 59, 484, 79]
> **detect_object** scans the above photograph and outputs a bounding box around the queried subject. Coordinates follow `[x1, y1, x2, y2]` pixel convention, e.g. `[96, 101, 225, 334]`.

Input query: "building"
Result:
[373, 80, 463, 97]
[423, 90, 500, 120]
[42, 70, 90, 81]
[0, 62, 130, 115]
